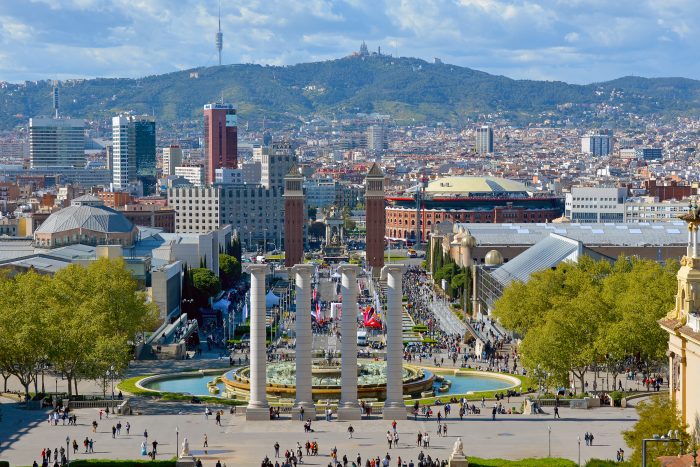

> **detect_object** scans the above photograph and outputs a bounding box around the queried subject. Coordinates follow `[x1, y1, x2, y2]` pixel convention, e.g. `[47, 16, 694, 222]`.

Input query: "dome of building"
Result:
[485, 249, 504, 266]
[34, 199, 136, 248]
[424, 176, 529, 195]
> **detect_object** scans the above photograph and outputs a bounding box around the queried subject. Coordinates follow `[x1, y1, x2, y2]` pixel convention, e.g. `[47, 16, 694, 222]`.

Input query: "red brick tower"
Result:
[284, 165, 304, 267]
[365, 163, 385, 274]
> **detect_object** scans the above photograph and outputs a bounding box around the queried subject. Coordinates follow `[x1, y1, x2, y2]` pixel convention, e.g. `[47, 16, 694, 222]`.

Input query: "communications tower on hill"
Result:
[215, 1, 223, 66]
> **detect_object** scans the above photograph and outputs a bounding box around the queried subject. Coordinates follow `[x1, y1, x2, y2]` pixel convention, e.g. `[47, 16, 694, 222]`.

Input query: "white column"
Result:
[688, 226, 693, 258]
[337, 264, 361, 420]
[292, 264, 316, 418]
[382, 264, 407, 420]
[694, 225, 698, 258]
[246, 264, 270, 420]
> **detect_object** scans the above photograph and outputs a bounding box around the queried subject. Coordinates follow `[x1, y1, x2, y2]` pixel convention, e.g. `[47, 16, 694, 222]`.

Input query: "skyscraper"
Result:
[132, 115, 156, 177]
[111, 115, 135, 190]
[162, 145, 183, 176]
[475, 126, 494, 154]
[203, 103, 237, 185]
[29, 118, 86, 169]
[581, 131, 613, 156]
[366, 125, 387, 153]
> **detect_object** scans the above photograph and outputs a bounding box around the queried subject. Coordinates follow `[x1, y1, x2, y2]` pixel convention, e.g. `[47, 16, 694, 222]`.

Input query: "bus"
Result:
[408, 248, 417, 258]
[357, 330, 368, 346]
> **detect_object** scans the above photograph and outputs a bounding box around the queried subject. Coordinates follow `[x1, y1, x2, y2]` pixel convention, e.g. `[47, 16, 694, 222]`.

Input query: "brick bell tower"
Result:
[365, 163, 386, 275]
[284, 165, 305, 267]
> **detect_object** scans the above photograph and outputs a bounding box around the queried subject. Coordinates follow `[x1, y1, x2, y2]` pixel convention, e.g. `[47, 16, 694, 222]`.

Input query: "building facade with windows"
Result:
[29, 118, 86, 168]
[386, 176, 562, 242]
[564, 186, 627, 223]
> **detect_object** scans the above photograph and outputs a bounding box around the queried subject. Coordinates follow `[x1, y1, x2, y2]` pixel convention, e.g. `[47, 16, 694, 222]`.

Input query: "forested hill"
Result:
[2, 55, 700, 130]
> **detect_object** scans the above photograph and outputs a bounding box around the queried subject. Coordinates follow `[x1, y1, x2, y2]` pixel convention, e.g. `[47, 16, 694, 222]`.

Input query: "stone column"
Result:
[337, 264, 361, 420]
[292, 264, 316, 419]
[246, 264, 270, 420]
[382, 264, 407, 419]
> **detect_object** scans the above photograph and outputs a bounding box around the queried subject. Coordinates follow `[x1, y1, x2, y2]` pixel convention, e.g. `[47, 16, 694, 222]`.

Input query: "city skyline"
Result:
[0, 0, 698, 84]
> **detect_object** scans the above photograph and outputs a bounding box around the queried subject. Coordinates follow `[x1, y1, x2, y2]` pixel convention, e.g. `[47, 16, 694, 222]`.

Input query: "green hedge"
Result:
[468, 458, 575, 466]
[57, 461, 175, 467]
[584, 460, 630, 467]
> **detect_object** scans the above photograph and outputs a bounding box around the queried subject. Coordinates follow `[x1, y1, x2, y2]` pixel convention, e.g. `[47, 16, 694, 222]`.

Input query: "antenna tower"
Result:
[215, 1, 223, 66]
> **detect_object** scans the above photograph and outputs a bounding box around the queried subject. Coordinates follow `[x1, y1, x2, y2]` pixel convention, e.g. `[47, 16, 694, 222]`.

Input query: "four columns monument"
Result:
[244, 261, 407, 421]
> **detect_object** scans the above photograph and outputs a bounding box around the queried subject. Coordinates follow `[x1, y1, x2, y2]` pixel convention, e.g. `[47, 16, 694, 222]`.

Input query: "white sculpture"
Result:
[452, 437, 464, 457]
[180, 437, 190, 458]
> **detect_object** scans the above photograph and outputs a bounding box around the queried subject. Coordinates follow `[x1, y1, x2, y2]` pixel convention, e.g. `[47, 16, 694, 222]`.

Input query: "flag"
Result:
[313, 288, 317, 302]
[316, 302, 321, 322]
[243, 302, 249, 320]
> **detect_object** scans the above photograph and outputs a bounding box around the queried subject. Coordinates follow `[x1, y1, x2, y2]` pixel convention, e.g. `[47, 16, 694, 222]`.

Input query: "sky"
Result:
[1, 0, 699, 84]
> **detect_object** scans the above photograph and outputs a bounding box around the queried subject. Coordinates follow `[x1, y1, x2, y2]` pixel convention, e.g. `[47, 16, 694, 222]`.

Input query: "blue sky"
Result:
[1, 0, 699, 84]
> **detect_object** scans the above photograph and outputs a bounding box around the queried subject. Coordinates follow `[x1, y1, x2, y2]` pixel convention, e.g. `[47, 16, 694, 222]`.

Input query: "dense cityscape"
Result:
[1, 2, 700, 467]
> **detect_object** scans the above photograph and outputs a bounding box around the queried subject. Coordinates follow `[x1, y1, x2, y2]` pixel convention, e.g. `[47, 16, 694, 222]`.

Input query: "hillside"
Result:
[1, 55, 700, 130]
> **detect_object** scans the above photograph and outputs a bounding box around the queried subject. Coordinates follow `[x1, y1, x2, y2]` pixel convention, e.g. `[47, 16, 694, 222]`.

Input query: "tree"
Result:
[192, 268, 221, 303]
[493, 256, 678, 394]
[219, 254, 242, 288]
[307, 206, 317, 221]
[0, 271, 49, 399]
[623, 396, 691, 466]
[47, 258, 158, 397]
[309, 221, 325, 241]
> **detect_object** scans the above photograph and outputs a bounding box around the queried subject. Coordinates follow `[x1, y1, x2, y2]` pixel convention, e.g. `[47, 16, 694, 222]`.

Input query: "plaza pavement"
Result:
[1, 398, 638, 466]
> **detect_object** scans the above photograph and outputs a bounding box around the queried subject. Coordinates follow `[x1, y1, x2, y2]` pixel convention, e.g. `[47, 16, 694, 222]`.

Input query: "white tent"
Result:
[265, 290, 280, 308]
[213, 298, 230, 312]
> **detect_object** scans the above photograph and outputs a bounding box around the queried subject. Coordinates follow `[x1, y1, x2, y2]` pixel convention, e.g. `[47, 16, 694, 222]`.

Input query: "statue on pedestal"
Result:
[180, 437, 190, 458]
[449, 437, 469, 467]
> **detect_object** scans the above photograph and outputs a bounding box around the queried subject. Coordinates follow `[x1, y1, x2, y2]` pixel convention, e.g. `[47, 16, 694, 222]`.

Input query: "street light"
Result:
[577, 436, 581, 467]
[548, 425, 551, 457]
[642, 432, 682, 467]
[176, 426, 179, 458]
[66, 436, 70, 465]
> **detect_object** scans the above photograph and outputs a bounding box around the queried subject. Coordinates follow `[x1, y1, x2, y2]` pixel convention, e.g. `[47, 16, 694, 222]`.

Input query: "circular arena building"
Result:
[386, 176, 562, 243]
[34, 194, 138, 248]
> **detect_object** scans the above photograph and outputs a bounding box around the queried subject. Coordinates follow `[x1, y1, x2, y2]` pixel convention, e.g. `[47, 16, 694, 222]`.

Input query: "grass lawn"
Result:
[116, 375, 155, 396]
[468, 458, 576, 467]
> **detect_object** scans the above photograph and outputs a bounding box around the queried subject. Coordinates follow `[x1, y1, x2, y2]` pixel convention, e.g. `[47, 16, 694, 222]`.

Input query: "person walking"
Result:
[274, 442, 280, 458]
[348, 425, 355, 439]
[492, 405, 497, 421]
[554, 406, 560, 419]
[387, 431, 393, 449]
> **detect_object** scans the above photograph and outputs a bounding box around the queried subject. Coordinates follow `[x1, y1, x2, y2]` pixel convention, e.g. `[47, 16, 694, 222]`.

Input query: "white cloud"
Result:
[0, 0, 698, 83]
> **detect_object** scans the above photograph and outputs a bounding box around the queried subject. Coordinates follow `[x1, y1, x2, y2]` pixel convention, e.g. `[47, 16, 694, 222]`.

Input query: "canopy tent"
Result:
[212, 298, 231, 312]
[265, 290, 280, 308]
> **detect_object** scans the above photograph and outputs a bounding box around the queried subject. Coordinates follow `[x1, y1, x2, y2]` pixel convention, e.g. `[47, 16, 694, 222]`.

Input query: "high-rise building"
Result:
[29, 118, 86, 168]
[365, 163, 385, 273]
[261, 141, 296, 190]
[111, 116, 135, 190]
[203, 103, 237, 185]
[162, 145, 183, 176]
[132, 115, 156, 177]
[581, 131, 613, 156]
[475, 126, 494, 154]
[366, 125, 387, 152]
[284, 165, 305, 267]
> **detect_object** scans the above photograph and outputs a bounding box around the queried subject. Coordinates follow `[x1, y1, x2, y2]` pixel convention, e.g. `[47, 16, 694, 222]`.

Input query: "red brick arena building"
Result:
[386, 176, 563, 243]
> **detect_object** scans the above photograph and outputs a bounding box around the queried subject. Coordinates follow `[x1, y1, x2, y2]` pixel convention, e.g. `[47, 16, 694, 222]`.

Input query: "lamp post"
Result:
[109, 366, 115, 400]
[577, 436, 581, 466]
[642, 433, 682, 467]
[548, 425, 551, 457]
[176, 426, 179, 458]
[66, 436, 70, 465]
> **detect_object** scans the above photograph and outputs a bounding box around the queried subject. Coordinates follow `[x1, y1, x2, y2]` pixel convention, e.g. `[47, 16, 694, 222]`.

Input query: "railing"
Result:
[67, 399, 122, 409]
